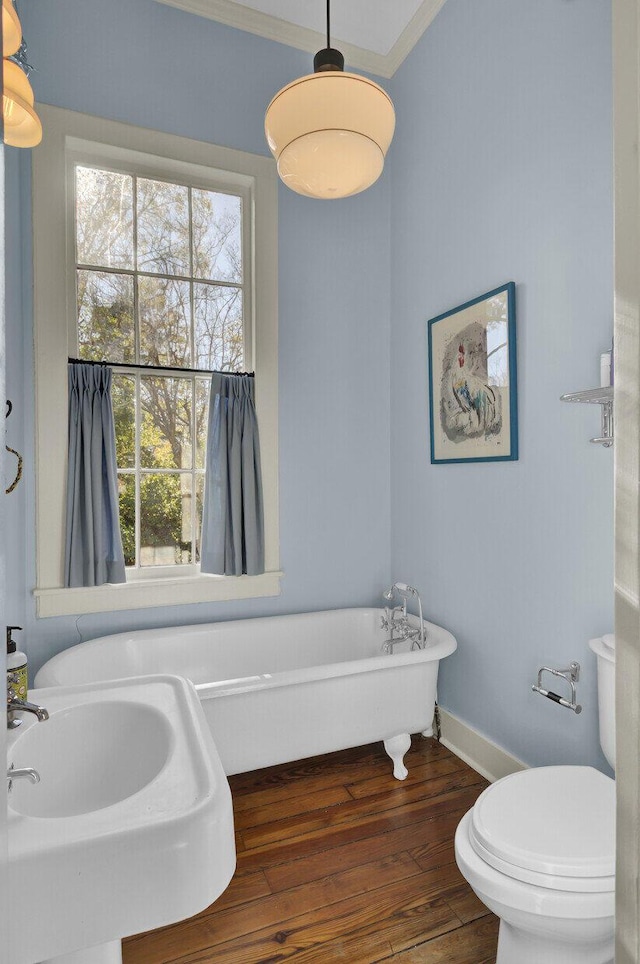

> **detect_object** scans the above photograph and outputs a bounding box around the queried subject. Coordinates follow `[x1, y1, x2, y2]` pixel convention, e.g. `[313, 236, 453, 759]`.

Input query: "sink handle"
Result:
[7, 762, 40, 792]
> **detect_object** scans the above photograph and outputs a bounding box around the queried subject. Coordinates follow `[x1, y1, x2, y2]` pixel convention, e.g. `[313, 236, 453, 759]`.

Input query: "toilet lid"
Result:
[470, 766, 615, 886]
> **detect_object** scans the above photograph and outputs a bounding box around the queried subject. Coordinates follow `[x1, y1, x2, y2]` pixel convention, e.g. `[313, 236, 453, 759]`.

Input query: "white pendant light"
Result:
[3, 57, 42, 148]
[264, 0, 395, 200]
[3, 0, 21, 58]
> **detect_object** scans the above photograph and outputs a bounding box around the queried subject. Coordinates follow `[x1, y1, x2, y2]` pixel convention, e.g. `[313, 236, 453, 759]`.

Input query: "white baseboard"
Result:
[439, 708, 527, 783]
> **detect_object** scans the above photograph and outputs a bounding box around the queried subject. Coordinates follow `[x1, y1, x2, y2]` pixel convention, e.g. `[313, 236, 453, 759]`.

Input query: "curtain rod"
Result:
[68, 357, 254, 377]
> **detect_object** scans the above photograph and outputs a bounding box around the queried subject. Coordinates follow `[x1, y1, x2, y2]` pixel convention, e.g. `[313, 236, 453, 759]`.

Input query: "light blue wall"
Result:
[5, 0, 392, 674]
[5, 0, 614, 776]
[388, 0, 613, 771]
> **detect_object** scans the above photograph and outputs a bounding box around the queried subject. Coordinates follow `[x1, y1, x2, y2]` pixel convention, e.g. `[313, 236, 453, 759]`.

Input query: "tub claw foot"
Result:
[384, 733, 411, 780]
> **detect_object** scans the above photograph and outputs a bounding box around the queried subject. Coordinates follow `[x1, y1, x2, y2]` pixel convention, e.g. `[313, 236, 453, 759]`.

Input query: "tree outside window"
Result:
[75, 166, 245, 569]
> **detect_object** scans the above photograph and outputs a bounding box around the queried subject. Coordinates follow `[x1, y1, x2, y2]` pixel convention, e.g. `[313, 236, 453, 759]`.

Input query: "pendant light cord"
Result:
[312, 0, 343, 71]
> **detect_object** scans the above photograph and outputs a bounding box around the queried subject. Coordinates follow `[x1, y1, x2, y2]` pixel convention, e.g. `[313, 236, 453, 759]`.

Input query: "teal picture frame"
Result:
[427, 282, 518, 464]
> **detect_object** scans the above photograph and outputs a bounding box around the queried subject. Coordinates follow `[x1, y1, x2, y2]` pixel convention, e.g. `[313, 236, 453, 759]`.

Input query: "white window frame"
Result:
[33, 105, 281, 617]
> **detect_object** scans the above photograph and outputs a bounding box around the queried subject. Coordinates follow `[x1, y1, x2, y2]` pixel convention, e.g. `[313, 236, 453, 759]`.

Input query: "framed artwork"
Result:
[427, 282, 518, 464]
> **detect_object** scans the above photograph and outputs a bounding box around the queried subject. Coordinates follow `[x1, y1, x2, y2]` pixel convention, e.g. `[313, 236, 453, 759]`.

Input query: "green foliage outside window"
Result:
[76, 165, 245, 569]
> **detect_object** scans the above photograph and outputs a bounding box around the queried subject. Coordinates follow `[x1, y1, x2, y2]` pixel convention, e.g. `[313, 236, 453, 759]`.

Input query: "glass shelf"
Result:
[560, 386, 613, 447]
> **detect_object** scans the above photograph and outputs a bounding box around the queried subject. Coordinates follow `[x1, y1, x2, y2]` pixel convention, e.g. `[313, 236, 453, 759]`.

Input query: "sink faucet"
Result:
[7, 762, 40, 792]
[7, 674, 49, 729]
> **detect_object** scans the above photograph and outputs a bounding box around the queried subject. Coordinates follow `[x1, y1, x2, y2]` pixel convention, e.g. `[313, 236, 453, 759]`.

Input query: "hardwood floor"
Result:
[123, 736, 499, 964]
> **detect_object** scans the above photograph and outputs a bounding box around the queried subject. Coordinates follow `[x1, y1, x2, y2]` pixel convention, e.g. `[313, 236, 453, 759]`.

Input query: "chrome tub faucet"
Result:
[380, 583, 427, 652]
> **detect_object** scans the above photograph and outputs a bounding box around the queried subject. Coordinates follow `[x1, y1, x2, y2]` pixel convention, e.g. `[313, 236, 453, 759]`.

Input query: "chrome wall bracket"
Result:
[560, 387, 613, 447]
[532, 661, 582, 714]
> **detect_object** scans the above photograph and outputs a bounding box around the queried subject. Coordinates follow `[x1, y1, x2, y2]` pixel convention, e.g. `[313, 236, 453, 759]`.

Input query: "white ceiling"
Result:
[154, 0, 447, 77]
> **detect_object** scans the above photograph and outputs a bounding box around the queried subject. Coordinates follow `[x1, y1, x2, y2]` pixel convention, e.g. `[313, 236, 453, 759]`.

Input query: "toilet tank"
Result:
[589, 634, 615, 770]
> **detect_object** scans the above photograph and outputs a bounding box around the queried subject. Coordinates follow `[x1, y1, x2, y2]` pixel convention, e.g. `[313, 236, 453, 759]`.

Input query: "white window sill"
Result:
[33, 571, 283, 618]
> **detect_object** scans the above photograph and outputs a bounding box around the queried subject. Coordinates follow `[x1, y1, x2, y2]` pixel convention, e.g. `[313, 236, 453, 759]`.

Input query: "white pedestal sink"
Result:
[7, 675, 236, 964]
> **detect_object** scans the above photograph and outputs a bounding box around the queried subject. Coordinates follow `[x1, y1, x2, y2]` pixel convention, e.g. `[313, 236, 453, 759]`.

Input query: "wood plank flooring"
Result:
[123, 736, 499, 964]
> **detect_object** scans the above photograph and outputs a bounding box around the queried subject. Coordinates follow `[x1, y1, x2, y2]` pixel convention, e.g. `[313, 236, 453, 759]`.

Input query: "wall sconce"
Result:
[2, 0, 42, 148]
[3, 0, 21, 57]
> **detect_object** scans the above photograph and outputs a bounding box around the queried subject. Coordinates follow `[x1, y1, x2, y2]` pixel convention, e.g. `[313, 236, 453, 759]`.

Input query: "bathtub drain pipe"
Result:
[433, 702, 442, 742]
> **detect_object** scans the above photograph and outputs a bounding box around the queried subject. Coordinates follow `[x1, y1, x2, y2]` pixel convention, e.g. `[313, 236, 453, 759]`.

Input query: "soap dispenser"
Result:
[7, 626, 27, 700]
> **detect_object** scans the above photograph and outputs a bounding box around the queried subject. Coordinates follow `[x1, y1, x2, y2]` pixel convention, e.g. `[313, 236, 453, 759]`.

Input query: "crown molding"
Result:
[384, 0, 447, 75]
[153, 0, 446, 78]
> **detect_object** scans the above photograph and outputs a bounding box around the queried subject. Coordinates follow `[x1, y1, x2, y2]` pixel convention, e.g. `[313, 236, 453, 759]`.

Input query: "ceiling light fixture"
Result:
[2, 0, 21, 57]
[264, 0, 395, 199]
[2, 2, 42, 150]
[3, 55, 42, 148]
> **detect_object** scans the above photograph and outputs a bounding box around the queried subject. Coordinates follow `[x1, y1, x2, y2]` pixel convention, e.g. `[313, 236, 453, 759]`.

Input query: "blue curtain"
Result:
[200, 373, 264, 576]
[64, 363, 126, 587]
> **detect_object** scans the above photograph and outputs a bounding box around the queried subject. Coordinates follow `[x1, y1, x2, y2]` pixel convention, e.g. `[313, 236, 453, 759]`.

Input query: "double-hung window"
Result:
[75, 166, 247, 574]
[33, 106, 280, 617]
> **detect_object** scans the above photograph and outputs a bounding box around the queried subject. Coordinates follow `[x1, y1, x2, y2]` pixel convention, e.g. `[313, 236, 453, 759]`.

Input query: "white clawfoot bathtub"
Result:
[36, 608, 457, 779]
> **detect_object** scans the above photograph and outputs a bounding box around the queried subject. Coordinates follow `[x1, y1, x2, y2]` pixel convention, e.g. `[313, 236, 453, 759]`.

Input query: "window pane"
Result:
[74, 171, 251, 577]
[137, 178, 190, 276]
[77, 270, 135, 362]
[195, 474, 205, 563]
[138, 276, 191, 368]
[112, 375, 136, 468]
[76, 166, 133, 270]
[192, 189, 242, 283]
[195, 378, 210, 470]
[140, 377, 192, 470]
[194, 284, 243, 371]
[140, 473, 192, 566]
[118, 474, 136, 567]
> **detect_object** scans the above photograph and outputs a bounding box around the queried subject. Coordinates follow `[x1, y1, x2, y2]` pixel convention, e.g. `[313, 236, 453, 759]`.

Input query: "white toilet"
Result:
[455, 635, 616, 964]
